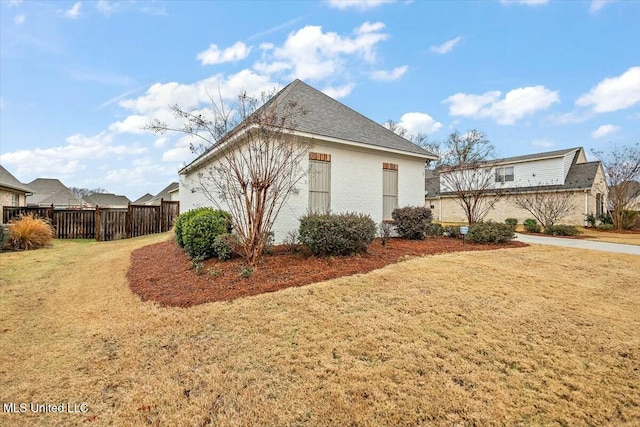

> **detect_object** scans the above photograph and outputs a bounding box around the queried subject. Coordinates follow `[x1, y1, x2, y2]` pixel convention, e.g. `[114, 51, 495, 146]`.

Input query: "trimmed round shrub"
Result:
[466, 221, 515, 244]
[391, 206, 433, 240]
[523, 219, 541, 233]
[181, 208, 233, 260]
[175, 208, 231, 248]
[505, 218, 518, 231]
[544, 224, 581, 236]
[299, 212, 376, 256]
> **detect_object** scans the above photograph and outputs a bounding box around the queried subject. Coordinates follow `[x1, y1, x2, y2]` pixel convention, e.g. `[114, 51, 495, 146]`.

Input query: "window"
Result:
[12, 193, 19, 206]
[495, 166, 514, 183]
[596, 193, 604, 216]
[309, 153, 331, 213]
[383, 163, 398, 220]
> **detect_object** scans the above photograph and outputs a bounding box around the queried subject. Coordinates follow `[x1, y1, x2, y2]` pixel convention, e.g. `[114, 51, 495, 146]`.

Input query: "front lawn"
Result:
[0, 234, 638, 426]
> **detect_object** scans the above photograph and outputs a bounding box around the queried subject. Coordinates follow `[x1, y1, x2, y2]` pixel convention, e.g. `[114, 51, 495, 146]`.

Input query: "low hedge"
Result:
[544, 224, 581, 236]
[391, 206, 433, 240]
[299, 212, 376, 256]
[466, 221, 515, 244]
[523, 219, 541, 233]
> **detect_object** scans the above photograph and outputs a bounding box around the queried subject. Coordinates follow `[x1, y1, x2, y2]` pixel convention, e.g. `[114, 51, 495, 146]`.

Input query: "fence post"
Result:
[95, 205, 100, 242]
[159, 198, 163, 233]
[126, 203, 132, 238]
[49, 204, 54, 221]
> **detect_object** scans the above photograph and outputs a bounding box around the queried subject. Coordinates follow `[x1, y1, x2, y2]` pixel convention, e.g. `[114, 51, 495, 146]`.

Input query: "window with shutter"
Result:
[309, 153, 331, 213]
[383, 163, 398, 220]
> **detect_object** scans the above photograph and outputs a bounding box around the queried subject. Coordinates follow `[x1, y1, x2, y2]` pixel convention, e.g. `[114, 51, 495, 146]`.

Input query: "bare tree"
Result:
[146, 90, 309, 266]
[383, 119, 429, 147]
[70, 187, 108, 198]
[513, 187, 575, 230]
[432, 130, 503, 224]
[592, 143, 640, 232]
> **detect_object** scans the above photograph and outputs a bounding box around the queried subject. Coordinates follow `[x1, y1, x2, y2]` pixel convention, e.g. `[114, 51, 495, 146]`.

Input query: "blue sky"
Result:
[1, 0, 639, 200]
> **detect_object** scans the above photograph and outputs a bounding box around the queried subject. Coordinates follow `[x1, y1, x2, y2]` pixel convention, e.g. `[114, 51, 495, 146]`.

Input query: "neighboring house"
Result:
[180, 79, 437, 243]
[0, 165, 33, 221]
[425, 147, 608, 225]
[83, 193, 131, 208]
[26, 178, 86, 208]
[133, 193, 154, 205]
[143, 182, 179, 205]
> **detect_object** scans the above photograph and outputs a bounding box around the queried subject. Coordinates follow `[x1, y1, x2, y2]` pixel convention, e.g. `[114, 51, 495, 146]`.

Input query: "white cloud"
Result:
[444, 86, 559, 125]
[431, 36, 462, 54]
[63, 2, 81, 19]
[532, 138, 555, 148]
[370, 65, 408, 81]
[105, 158, 175, 185]
[197, 41, 252, 65]
[326, 0, 396, 10]
[13, 13, 25, 25]
[263, 22, 389, 81]
[500, 0, 549, 5]
[591, 124, 620, 139]
[322, 83, 355, 99]
[96, 0, 115, 15]
[110, 70, 277, 134]
[398, 112, 442, 135]
[590, 0, 616, 13]
[1, 131, 146, 177]
[9, 0, 23, 7]
[575, 66, 640, 113]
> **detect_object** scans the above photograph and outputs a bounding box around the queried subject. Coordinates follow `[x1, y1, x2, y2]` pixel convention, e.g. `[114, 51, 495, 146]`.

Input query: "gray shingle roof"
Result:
[26, 178, 85, 206]
[83, 193, 131, 207]
[426, 160, 602, 196]
[183, 79, 436, 172]
[133, 193, 154, 204]
[492, 147, 580, 165]
[0, 165, 33, 193]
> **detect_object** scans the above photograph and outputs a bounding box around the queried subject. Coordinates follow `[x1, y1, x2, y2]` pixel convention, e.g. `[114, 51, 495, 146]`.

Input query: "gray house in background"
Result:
[83, 193, 131, 208]
[26, 178, 86, 208]
[143, 182, 179, 205]
[133, 193, 154, 205]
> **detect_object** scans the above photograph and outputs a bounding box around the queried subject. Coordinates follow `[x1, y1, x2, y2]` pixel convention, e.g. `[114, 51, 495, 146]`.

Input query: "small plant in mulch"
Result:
[378, 222, 393, 246]
[239, 267, 253, 278]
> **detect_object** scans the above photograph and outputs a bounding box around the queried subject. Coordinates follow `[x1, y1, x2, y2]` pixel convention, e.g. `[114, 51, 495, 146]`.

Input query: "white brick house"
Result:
[179, 79, 437, 242]
[425, 147, 608, 225]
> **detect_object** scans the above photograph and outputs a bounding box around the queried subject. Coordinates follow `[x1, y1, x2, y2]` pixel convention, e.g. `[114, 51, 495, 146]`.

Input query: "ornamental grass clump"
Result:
[8, 214, 55, 250]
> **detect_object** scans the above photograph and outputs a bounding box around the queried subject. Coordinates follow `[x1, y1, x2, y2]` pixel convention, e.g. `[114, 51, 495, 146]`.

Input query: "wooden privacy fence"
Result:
[2, 201, 179, 241]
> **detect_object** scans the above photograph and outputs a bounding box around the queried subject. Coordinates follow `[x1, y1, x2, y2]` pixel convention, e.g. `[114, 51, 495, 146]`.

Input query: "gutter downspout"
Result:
[584, 190, 589, 226]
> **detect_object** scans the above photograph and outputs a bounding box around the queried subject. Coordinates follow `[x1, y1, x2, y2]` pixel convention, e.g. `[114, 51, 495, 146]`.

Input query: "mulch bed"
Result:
[127, 237, 527, 308]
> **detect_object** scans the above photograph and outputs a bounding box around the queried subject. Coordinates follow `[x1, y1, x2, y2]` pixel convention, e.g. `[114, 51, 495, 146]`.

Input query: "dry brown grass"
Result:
[577, 227, 640, 246]
[1, 234, 639, 426]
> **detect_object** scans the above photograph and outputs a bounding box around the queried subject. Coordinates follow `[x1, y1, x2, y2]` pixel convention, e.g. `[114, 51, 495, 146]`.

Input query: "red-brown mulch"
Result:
[127, 237, 527, 308]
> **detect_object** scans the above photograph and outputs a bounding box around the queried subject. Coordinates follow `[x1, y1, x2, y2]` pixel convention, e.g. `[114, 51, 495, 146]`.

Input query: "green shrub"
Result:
[174, 208, 231, 248]
[622, 210, 640, 230]
[391, 206, 433, 240]
[443, 225, 461, 238]
[426, 223, 444, 237]
[212, 233, 237, 260]
[544, 224, 581, 236]
[0, 224, 9, 250]
[598, 213, 613, 225]
[299, 212, 376, 256]
[182, 208, 233, 260]
[597, 223, 614, 231]
[585, 213, 597, 228]
[8, 214, 55, 250]
[466, 221, 515, 244]
[504, 218, 518, 231]
[523, 219, 541, 233]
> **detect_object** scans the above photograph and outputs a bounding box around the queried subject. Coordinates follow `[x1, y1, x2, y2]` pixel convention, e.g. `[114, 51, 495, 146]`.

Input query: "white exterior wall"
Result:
[180, 139, 427, 243]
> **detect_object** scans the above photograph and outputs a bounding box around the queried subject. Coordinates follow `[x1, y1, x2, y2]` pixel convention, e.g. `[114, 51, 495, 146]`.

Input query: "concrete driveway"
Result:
[515, 233, 640, 255]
